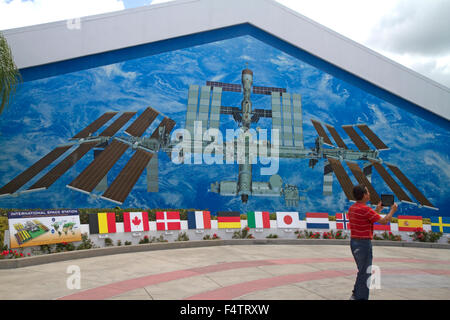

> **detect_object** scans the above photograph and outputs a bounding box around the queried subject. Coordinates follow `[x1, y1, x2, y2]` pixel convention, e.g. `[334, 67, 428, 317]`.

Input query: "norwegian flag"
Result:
[156, 211, 181, 231]
[335, 213, 350, 230]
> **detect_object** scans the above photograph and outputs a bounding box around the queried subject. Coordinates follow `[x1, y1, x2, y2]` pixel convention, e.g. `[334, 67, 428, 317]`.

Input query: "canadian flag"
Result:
[156, 211, 181, 231]
[123, 212, 149, 232]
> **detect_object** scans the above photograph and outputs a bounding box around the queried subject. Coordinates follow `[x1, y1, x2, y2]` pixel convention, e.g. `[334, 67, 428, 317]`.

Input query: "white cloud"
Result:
[0, 0, 125, 30]
[275, 0, 450, 88]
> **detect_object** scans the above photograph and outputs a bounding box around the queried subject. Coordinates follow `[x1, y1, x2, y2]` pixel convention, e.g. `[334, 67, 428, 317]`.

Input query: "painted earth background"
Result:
[0, 35, 448, 219]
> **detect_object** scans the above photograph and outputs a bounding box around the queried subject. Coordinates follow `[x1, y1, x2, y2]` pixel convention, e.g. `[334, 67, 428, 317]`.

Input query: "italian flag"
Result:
[247, 211, 270, 229]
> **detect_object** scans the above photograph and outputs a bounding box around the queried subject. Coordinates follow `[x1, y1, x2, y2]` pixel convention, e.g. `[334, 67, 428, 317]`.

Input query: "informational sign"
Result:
[8, 209, 82, 248]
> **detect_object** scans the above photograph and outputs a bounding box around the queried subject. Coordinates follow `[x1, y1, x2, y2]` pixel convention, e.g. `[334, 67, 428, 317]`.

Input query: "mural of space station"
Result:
[0, 34, 449, 218]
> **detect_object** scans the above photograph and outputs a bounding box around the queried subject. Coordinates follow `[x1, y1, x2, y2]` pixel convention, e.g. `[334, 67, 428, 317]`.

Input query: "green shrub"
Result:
[77, 233, 95, 250]
[176, 232, 189, 242]
[139, 235, 150, 244]
[410, 229, 443, 243]
[104, 237, 113, 247]
[232, 227, 254, 239]
[266, 234, 278, 238]
[373, 231, 402, 241]
[203, 233, 220, 240]
[40, 244, 53, 254]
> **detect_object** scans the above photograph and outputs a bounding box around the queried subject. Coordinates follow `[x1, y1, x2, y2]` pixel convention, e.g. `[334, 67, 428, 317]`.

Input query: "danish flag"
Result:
[156, 211, 181, 231]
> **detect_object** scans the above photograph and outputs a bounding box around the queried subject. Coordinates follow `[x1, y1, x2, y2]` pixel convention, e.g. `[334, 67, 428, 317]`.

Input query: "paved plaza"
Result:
[0, 244, 449, 300]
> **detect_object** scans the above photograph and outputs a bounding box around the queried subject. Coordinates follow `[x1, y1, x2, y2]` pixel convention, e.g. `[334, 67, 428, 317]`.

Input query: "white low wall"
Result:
[3, 220, 448, 257]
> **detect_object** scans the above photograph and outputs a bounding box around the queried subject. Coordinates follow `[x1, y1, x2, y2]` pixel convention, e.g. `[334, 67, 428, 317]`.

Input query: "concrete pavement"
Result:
[0, 244, 449, 300]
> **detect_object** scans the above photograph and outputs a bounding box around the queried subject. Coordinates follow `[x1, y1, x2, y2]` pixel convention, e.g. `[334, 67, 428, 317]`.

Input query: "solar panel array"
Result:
[253, 86, 286, 95]
[206, 81, 242, 93]
[272, 92, 304, 147]
[0, 107, 177, 205]
[309, 120, 436, 209]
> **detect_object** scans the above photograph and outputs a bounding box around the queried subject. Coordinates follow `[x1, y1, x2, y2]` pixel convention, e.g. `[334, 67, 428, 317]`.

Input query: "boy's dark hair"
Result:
[353, 185, 368, 201]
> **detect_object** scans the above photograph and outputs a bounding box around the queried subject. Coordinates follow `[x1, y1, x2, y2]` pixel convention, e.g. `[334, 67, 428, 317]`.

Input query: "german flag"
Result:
[218, 212, 241, 229]
[398, 215, 423, 232]
[89, 213, 117, 234]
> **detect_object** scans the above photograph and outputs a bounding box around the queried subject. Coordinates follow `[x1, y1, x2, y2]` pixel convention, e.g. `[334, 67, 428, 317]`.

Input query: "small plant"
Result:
[322, 231, 334, 239]
[104, 238, 114, 247]
[266, 234, 278, 239]
[232, 227, 254, 239]
[40, 244, 53, 254]
[334, 230, 348, 239]
[1, 249, 26, 259]
[56, 241, 76, 252]
[176, 232, 189, 242]
[154, 234, 168, 243]
[77, 233, 95, 250]
[373, 231, 402, 241]
[124, 240, 132, 246]
[117, 240, 122, 246]
[203, 233, 221, 240]
[302, 231, 321, 239]
[410, 228, 442, 243]
[322, 230, 348, 240]
[139, 235, 151, 244]
[295, 230, 306, 239]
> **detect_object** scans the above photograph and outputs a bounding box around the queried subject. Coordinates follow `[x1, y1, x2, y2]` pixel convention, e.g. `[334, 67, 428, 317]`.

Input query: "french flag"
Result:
[187, 211, 211, 230]
[306, 212, 330, 229]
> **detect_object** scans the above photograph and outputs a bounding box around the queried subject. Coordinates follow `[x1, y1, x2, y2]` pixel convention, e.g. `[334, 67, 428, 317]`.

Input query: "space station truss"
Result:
[1, 107, 177, 205]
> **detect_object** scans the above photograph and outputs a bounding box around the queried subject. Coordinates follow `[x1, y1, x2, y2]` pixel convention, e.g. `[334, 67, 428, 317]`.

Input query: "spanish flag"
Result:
[218, 212, 241, 229]
[398, 215, 423, 232]
[89, 213, 117, 234]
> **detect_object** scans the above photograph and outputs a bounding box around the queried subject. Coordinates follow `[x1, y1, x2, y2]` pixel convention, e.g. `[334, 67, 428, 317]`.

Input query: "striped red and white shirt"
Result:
[348, 202, 381, 239]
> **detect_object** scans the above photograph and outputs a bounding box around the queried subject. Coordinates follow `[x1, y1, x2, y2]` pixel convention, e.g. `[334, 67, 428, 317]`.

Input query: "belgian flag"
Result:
[217, 212, 241, 229]
[89, 213, 117, 234]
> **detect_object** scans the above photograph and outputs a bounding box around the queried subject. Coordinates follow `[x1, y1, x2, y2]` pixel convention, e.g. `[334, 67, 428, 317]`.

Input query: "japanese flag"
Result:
[276, 212, 300, 228]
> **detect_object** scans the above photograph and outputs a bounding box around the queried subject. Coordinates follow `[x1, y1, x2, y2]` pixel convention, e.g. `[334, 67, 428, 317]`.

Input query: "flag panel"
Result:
[335, 213, 350, 230]
[196, 211, 211, 229]
[430, 216, 450, 233]
[187, 211, 197, 230]
[247, 211, 270, 229]
[217, 211, 241, 229]
[306, 212, 329, 229]
[218, 222, 241, 229]
[123, 212, 149, 232]
[276, 212, 300, 228]
[98, 213, 108, 234]
[156, 211, 181, 231]
[107, 212, 117, 233]
[88, 213, 99, 234]
[398, 215, 423, 232]
[373, 214, 391, 231]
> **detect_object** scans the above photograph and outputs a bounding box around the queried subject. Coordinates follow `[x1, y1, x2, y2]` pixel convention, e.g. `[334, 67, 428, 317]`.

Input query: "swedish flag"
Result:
[430, 216, 450, 233]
